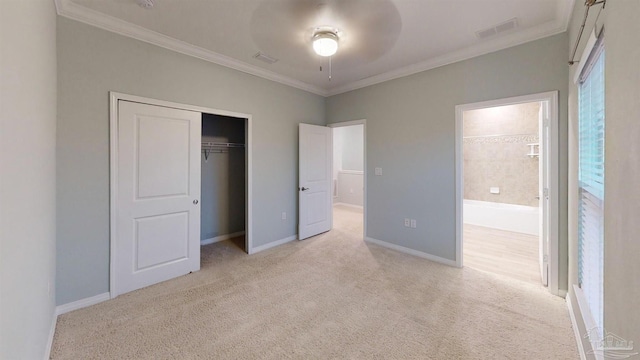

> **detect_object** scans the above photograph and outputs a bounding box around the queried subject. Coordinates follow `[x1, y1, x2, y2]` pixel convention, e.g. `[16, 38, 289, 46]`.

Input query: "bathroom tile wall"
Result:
[463, 102, 540, 207]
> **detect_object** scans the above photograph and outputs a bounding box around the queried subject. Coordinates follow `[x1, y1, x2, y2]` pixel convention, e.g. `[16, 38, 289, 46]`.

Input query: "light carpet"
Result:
[51, 205, 578, 359]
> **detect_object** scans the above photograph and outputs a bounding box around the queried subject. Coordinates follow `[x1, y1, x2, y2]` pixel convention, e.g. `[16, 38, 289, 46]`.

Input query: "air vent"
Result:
[253, 52, 278, 65]
[476, 18, 518, 39]
[135, 0, 155, 9]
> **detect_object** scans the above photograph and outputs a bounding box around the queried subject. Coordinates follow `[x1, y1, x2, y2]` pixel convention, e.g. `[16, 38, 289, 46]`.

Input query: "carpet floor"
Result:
[51, 205, 578, 359]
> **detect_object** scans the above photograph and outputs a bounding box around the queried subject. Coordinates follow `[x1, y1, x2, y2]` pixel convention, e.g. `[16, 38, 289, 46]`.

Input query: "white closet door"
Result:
[115, 100, 201, 296]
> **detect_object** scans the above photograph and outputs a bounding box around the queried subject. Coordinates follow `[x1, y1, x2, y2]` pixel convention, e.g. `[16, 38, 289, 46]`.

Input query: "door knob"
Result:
[300, 187, 309, 191]
[193, 199, 199, 205]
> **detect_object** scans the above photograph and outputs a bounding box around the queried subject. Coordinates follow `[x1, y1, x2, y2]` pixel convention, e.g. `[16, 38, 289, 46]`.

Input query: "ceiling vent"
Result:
[476, 18, 518, 39]
[135, 0, 155, 9]
[253, 52, 278, 65]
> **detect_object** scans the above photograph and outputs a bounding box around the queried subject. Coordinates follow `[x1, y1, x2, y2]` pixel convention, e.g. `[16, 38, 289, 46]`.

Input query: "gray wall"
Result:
[201, 114, 246, 242]
[327, 34, 569, 290]
[56, 17, 325, 305]
[567, 0, 640, 351]
[0, 0, 58, 358]
[336, 125, 364, 171]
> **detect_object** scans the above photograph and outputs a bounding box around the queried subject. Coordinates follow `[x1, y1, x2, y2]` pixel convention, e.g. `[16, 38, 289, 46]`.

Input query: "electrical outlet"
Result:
[281, 212, 287, 220]
[375, 167, 383, 176]
[410, 219, 417, 228]
[404, 218, 410, 227]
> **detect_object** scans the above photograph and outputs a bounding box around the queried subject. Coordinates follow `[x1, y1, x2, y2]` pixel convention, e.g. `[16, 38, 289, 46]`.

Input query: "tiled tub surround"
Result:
[463, 103, 540, 207]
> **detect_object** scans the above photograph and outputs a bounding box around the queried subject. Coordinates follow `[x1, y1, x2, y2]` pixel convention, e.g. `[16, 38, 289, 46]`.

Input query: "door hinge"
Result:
[543, 188, 550, 197]
[543, 255, 548, 263]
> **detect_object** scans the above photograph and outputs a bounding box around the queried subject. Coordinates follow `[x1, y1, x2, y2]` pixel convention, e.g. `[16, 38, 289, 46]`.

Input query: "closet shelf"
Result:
[201, 142, 245, 149]
[201, 142, 245, 160]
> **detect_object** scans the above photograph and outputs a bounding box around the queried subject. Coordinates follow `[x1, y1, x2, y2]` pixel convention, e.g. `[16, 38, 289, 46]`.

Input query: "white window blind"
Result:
[578, 38, 605, 337]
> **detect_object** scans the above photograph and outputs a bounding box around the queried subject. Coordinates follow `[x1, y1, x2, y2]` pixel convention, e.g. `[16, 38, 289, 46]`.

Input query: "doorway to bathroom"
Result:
[330, 120, 366, 238]
[455, 92, 559, 295]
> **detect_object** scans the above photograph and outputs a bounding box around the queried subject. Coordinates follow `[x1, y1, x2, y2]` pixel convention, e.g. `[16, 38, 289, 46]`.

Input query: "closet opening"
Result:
[201, 113, 248, 252]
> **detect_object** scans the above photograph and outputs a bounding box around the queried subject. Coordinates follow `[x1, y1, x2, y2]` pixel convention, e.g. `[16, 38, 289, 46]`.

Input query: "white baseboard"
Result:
[333, 202, 364, 209]
[567, 291, 588, 360]
[44, 311, 57, 360]
[201, 231, 246, 246]
[250, 235, 297, 254]
[55, 292, 111, 316]
[364, 237, 458, 267]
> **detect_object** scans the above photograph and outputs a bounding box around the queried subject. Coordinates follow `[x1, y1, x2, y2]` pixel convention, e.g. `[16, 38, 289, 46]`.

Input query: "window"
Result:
[578, 37, 604, 337]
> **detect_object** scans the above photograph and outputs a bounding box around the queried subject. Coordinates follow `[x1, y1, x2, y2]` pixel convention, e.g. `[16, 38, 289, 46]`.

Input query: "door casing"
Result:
[109, 92, 253, 298]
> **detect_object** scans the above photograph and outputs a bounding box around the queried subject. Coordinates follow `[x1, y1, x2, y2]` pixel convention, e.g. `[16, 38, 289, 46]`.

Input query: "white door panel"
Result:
[136, 116, 191, 198]
[116, 100, 201, 296]
[299, 124, 332, 240]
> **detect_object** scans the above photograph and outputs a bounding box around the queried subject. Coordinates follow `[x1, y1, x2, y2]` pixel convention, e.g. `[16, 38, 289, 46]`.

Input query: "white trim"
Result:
[573, 30, 598, 84]
[251, 235, 297, 254]
[44, 312, 57, 360]
[54, 0, 326, 96]
[328, 119, 367, 128]
[55, 292, 111, 316]
[109, 92, 253, 298]
[455, 91, 561, 295]
[567, 290, 589, 360]
[336, 170, 364, 175]
[327, 16, 572, 96]
[333, 202, 364, 210]
[328, 119, 367, 239]
[559, 0, 577, 35]
[201, 231, 246, 246]
[574, 285, 602, 349]
[55, 0, 573, 98]
[365, 237, 458, 267]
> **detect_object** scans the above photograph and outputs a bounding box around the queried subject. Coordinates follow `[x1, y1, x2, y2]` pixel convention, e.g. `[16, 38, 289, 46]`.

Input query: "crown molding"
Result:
[55, 0, 574, 99]
[54, 0, 329, 97]
[558, 0, 577, 33]
[326, 16, 572, 96]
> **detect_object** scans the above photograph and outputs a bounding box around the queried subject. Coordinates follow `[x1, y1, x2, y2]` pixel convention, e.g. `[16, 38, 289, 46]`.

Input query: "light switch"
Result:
[490, 187, 500, 194]
[375, 167, 383, 176]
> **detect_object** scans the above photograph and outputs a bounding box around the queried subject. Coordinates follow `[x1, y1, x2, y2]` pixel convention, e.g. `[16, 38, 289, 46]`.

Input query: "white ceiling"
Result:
[56, 0, 574, 96]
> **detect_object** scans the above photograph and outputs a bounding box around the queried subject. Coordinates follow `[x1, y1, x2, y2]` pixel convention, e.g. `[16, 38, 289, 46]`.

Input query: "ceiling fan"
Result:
[250, 0, 402, 80]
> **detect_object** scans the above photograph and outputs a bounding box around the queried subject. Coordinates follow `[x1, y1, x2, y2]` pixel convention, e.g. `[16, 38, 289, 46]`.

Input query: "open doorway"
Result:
[455, 92, 559, 295]
[330, 120, 366, 237]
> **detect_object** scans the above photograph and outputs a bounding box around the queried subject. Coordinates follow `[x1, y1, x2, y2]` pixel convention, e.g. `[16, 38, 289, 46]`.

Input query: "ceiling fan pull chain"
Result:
[329, 56, 332, 81]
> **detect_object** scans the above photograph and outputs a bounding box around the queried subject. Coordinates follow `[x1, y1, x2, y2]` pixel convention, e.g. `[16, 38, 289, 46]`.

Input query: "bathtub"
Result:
[463, 199, 539, 236]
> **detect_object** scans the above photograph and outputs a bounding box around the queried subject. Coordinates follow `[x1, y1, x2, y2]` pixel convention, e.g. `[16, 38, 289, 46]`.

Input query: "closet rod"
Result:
[202, 142, 245, 147]
[201, 142, 245, 149]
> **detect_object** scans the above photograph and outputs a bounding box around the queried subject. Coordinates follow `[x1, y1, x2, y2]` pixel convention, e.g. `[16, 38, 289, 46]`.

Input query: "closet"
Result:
[201, 113, 247, 251]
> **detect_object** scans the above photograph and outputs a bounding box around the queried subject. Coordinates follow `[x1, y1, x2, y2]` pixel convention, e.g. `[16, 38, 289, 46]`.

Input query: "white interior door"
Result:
[116, 100, 201, 296]
[539, 102, 550, 286]
[298, 123, 332, 240]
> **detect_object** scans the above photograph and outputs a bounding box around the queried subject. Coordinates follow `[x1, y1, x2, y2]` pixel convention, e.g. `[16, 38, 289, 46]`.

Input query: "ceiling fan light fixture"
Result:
[312, 31, 339, 57]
